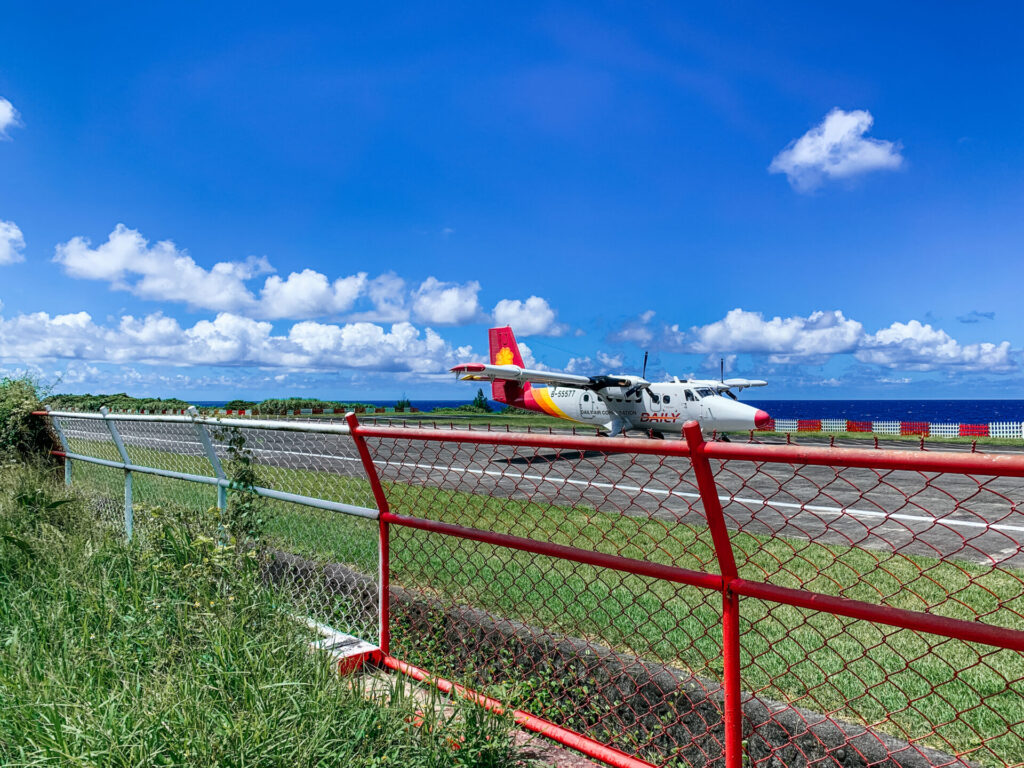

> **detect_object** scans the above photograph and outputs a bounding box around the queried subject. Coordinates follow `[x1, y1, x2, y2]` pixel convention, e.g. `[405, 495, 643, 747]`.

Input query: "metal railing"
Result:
[34, 410, 1024, 768]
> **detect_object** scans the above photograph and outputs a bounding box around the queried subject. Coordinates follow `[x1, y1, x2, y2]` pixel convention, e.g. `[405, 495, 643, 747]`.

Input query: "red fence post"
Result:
[346, 412, 392, 656]
[684, 421, 742, 768]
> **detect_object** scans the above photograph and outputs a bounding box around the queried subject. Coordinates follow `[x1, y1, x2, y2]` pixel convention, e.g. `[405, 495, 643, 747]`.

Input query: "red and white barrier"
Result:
[756, 418, 1024, 439]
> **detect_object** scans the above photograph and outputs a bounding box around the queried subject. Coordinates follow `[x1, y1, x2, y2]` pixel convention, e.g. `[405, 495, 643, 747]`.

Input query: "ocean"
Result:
[192, 399, 1024, 423]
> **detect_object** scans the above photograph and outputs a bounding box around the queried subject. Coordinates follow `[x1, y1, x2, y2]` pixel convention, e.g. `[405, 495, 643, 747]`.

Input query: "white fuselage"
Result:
[534, 378, 765, 436]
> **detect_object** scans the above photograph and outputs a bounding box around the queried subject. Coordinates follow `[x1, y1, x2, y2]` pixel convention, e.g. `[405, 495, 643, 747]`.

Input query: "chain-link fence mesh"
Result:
[38, 413, 1024, 768]
[44, 413, 380, 644]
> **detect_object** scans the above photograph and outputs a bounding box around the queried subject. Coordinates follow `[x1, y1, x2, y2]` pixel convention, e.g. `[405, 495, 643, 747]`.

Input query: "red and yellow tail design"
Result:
[489, 326, 527, 403]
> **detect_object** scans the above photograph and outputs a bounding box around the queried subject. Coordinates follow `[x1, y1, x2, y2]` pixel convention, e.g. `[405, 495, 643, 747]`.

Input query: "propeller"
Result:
[642, 351, 649, 380]
[624, 382, 651, 398]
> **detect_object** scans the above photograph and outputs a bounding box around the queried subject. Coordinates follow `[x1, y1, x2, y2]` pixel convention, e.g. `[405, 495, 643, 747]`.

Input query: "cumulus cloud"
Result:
[0, 220, 25, 264]
[769, 108, 903, 191]
[259, 269, 367, 319]
[608, 310, 656, 345]
[565, 356, 592, 373]
[856, 320, 1013, 372]
[0, 98, 20, 139]
[492, 296, 567, 336]
[53, 224, 378, 319]
[412, 277, 482, 325]
[670, 309, 864, 363]
[606, 307, 1015, 374]
[0, 307, 471, 374]
[349, 272, 409, 323]
[596, 351, 624, 369]
[54, 224, 271, 312]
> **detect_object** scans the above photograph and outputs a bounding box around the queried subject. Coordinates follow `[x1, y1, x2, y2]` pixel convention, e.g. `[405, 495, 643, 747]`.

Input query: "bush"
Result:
[0, 377, 53, 460]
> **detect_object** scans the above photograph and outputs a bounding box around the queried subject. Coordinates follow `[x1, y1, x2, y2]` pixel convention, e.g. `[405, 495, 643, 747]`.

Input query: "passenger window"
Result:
[651, 394, 660, 404]
[663, 395, 671, 404]
[583, 394, 589, 402]
[685, 391, 696, 402]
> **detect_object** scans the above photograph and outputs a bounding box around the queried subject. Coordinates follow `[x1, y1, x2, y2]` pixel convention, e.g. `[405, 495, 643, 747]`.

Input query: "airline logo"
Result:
[495, 346, 515, 365]
[641, 412, 680, 423]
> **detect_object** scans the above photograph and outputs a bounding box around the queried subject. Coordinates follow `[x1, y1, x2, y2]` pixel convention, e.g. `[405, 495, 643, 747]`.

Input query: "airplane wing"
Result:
[451, 363, 609, 389]
[716, 378, 768, 392]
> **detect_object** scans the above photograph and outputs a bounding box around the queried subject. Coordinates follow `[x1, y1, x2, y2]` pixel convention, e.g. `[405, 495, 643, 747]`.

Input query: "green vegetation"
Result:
[471, 388, 493, 412]
[44, 391, 194, 412]
[0, 461, 530, 768]
[63, 439, 1024, 766]
[0, 376, 54, 460]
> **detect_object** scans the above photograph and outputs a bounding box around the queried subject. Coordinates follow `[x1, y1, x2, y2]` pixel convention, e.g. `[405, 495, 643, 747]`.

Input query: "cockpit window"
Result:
[685, 390, 696, 402]
[697, 387, 715, 398]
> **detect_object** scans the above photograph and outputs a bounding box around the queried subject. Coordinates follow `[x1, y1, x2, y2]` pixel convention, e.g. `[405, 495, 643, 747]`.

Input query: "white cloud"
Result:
[596, 351, 624, 369]
[516, 341, 549, 370]
[0, 220, 26, 264]
[348, 272, 409, 323]
[0, 307, 470, 374]
[492, 296, 567, 336]
[856, 320, 1014, 372]
[54, 224, 270, 312]
[259, 269, 367, 319]
[674, 309, 864, 363]
[608, 310, 656, 345]
[0, 98, 20, 139]
[412, 277, 482, 325]
[769, 108, 903, 191]
[53, 224, 376, 319]
[565, 356, 592, 373]
[604, 307, 1014, 374]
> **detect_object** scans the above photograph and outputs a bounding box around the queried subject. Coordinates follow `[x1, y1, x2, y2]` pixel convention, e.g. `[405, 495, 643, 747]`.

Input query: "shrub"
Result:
[0, 377, 53, 460]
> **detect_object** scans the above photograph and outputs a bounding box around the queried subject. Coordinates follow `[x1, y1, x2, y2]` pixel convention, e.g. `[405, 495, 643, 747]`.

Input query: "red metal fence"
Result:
[346, 415, 1024, 768]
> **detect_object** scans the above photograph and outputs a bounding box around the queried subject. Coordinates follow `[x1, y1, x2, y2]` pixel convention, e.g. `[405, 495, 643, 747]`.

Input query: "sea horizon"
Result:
[187, 398, 1024, 423]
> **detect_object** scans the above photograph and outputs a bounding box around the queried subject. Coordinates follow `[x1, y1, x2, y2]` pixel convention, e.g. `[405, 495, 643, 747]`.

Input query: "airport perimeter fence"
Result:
[34, 409, 1024, 768]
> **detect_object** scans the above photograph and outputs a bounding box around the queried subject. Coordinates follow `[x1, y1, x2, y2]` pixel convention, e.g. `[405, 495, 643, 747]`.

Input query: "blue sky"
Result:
[1, 3, 1022, 400]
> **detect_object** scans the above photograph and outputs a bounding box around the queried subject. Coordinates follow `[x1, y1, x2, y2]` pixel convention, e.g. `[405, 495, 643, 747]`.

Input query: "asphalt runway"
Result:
[57, 418, 1024, 568]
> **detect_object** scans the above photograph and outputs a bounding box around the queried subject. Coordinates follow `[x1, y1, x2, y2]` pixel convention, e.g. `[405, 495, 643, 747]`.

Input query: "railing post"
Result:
[45, 405, 72, 486]
[684, 421, 742, 768]
[188, 406, 228, 520]
[100, 407, 133, 541]
[346, 412, 391, 656]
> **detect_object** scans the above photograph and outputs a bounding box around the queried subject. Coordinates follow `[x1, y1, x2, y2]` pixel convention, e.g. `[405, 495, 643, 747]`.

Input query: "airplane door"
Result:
[700, 392, 715, 425]
[645, 390, 663, 413]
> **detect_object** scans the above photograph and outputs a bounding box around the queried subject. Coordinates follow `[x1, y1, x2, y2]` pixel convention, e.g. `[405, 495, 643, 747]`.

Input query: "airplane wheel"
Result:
[719, 434, 732, 442]
[648, 429, 665, 440]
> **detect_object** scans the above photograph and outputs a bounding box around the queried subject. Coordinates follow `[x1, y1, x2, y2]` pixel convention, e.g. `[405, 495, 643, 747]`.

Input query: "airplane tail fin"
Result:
[488, 326, 528, 403]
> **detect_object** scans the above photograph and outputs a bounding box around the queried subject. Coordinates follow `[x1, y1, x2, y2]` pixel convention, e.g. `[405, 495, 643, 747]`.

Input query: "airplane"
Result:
[450, 326, 771, 438]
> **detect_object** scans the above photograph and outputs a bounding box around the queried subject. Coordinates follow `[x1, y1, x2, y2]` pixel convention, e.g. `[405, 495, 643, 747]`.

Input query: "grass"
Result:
[64, 442, 1024, 766]
[0, 461, 533, 768]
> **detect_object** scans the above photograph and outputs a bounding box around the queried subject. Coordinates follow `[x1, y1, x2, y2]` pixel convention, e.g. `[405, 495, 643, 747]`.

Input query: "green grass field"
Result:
[64, 440, 1024, 766]
[0, 462, 531, 768]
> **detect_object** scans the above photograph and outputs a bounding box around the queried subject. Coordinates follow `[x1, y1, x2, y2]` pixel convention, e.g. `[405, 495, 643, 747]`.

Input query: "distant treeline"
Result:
[222, 398, 375, 411]
[43, 389, 501, 415]
[44, 393, 194, 411]
[44, 393, 384, 413]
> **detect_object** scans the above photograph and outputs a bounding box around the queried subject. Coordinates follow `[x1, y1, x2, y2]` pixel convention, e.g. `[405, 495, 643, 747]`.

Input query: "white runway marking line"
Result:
[67, 430, 1024, 536]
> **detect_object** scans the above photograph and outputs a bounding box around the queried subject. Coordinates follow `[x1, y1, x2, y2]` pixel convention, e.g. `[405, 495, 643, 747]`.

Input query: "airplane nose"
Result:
[754, 409, 771, 430]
